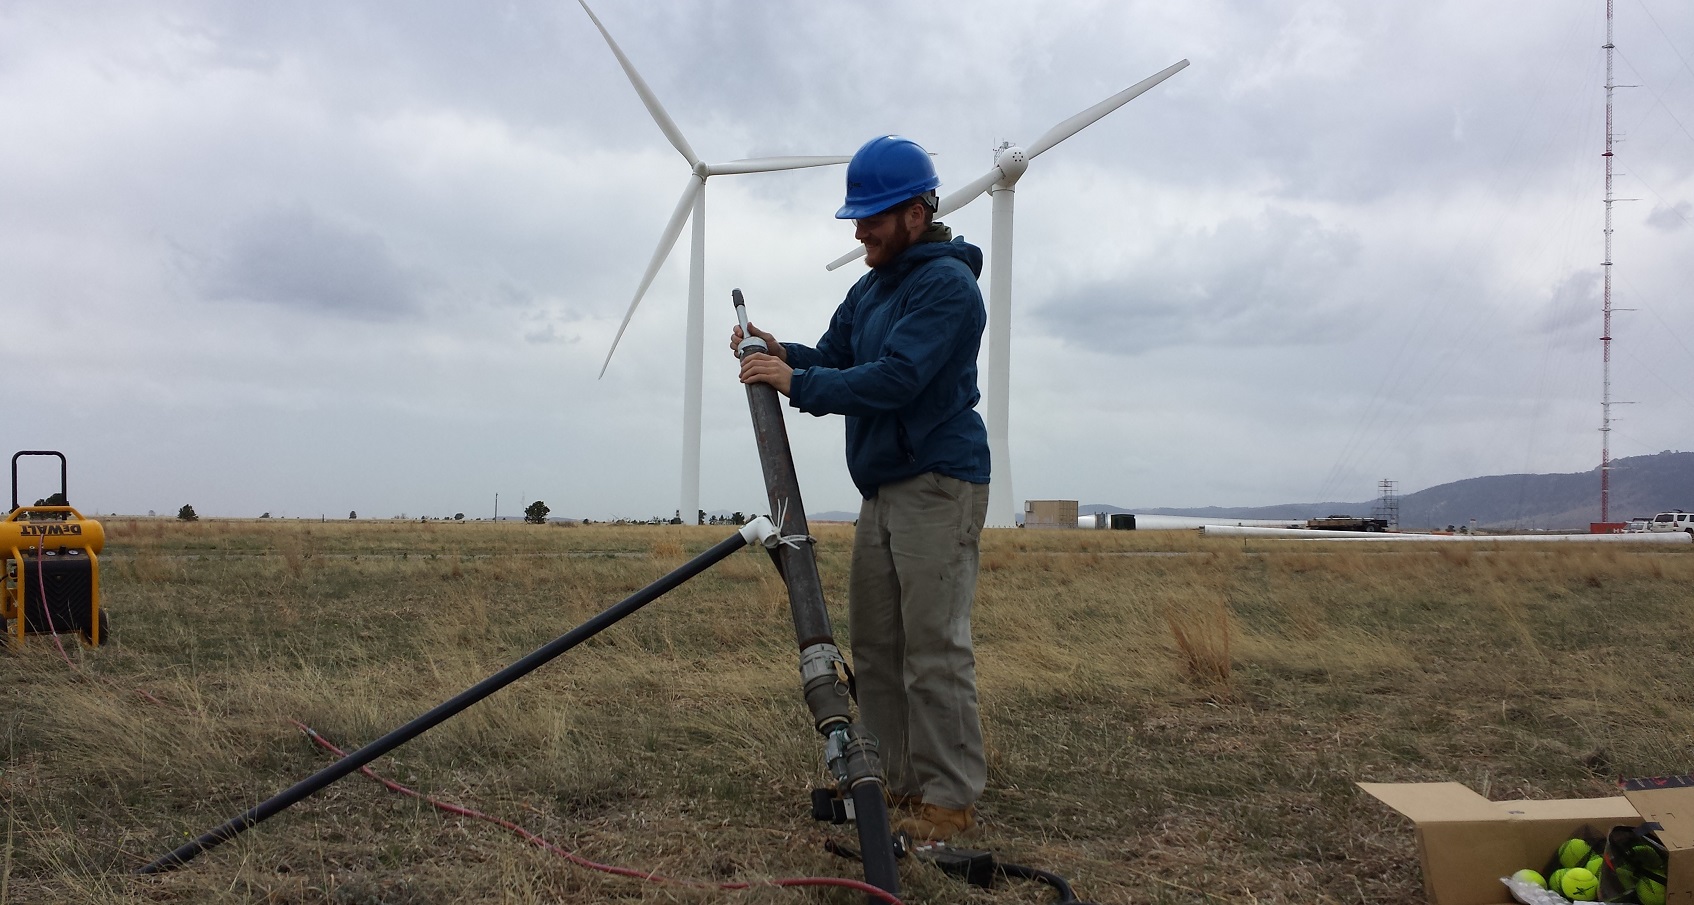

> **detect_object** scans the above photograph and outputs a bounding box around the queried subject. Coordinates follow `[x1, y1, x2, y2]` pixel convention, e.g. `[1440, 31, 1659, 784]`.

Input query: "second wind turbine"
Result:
[826, 59, 1189, 528]
[580, 0, 848, 523]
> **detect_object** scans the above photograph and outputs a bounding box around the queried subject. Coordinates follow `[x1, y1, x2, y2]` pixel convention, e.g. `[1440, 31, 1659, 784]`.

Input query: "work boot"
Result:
[896, 803, 976, 843]
[885, 790, 923, 811]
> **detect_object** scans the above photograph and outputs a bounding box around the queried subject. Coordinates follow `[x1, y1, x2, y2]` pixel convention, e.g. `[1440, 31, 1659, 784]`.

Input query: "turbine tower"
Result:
[827, 60, 1189, 527]
[580, 0, 848, 523]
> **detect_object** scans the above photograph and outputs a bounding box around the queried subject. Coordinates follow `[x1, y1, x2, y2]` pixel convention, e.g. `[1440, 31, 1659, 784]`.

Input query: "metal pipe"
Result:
[137, 520, 775, 875]
[733, 288, 900, 901]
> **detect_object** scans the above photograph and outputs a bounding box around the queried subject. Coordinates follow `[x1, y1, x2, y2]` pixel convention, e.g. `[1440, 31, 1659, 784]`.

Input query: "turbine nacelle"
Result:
[992, 144, 1028, 189]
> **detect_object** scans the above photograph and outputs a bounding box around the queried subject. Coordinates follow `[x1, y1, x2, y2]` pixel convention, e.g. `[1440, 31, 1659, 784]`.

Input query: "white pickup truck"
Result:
[1647, 510, 1694, 534]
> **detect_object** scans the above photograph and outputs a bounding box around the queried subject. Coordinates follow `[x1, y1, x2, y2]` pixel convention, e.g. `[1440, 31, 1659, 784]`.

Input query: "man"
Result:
[731, 134, 991, 843]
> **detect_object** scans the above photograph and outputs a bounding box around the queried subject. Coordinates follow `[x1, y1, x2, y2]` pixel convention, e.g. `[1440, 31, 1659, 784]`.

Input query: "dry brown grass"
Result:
[3, 521, 1693, 903]
[1165, 599, 1233, 690]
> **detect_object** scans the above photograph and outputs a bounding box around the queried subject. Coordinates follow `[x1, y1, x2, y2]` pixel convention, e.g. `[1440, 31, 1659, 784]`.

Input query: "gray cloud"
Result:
[1532, 270, 1600, 347]
[1645, 201, 1691, 232]
[1037, 208, 1363, 354]
[203, 205, 420, 317]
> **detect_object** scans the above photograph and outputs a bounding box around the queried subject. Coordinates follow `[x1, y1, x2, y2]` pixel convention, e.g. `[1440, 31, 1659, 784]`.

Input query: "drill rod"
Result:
[733, 288, 900, 902]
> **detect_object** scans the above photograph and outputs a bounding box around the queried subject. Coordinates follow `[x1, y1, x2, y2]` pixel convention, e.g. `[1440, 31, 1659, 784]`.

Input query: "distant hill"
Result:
[1088, 450, 1694, 530]
[1397, 450, 1694, 529]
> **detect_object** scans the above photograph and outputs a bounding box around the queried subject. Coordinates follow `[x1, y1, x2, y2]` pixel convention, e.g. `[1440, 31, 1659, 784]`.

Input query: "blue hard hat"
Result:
[835, 135, 940, 219]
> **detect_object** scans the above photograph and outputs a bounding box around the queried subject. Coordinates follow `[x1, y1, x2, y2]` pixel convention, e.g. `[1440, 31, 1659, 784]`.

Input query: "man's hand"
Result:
[739, 352, 794, 397]
[729, 323, 785, 362]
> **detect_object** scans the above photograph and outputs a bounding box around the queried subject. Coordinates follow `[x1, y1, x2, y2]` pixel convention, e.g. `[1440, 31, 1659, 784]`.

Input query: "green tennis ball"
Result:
[1559, 838, 1594, 869]
[1631, 843, 1667, 872]
[1613, 864, 1638, 891]
[1637, 877, 1666, 905]
[1511, 869, 1547, 889]
[1548, 869, 1569, 893]
[1584, 853, 1604, 875]
[1560, 867, 1599, 901]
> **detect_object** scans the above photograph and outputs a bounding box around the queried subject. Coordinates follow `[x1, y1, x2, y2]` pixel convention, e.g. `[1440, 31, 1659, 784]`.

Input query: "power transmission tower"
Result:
[1374, 479, 1399, 530]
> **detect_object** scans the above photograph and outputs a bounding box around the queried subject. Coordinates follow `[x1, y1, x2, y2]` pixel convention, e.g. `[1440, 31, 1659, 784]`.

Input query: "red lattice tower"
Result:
[1599, 0, 1617, 522]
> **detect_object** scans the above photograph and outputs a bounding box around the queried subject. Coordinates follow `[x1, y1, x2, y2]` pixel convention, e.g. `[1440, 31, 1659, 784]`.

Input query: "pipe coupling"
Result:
[799, 642, 853, 725]
[824, 723, 884, 789]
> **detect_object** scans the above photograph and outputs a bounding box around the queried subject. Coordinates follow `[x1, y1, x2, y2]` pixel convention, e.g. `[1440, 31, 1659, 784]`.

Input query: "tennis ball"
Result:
[1548, 869, 1569, 894]
[1511, 869, 1547, 889]
[1584, 853, 1604, 875]
[1560, 866, 1599, 901]
[1638, 877, 1666, 905]
[1631, 843, 1667, 872]
[1613, 864, 1637, 891]
[1559, 838, 1594, 869]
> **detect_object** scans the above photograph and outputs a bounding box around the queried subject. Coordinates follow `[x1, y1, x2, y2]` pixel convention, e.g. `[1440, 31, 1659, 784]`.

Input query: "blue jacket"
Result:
[785, 235, 991, 499]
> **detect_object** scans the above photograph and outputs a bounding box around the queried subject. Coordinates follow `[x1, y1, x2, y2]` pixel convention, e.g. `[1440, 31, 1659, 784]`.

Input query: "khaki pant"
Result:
[849, 472, 989, 811]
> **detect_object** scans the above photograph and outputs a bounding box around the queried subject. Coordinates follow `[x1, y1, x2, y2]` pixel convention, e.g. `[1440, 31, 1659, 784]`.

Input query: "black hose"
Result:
[829, 836, 1094, 903]
[137, 528, 755, 875]
[851, 782, 900, 896]
[998, 860, 1091, 904]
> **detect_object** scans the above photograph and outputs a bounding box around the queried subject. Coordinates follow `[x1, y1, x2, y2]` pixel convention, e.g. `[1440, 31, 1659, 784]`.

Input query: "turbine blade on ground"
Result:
[824, 245, 866, 271]
[600, 176, 704, 377]
[577, 0, 701, 168]
[1026, 59, 1189, 159]
[708, 156, 851, 176]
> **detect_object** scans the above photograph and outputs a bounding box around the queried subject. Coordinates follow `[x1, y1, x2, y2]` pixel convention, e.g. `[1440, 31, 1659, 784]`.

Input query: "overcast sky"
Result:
[5, 0, 1692, 520]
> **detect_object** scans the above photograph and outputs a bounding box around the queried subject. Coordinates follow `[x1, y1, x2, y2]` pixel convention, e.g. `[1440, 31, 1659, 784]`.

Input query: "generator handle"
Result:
[12, 451, 67, 511]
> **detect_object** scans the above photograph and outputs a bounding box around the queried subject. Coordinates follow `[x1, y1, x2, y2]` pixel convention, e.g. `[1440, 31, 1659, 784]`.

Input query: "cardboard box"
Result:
[1358, 781, 1694, 905]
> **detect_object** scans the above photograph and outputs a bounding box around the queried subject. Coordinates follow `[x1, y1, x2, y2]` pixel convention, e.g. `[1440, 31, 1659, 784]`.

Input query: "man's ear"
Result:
[903, 200, 926, 234]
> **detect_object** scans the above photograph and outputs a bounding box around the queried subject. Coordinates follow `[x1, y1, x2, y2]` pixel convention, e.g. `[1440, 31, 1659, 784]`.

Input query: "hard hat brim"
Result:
[834, 183, 940, 220]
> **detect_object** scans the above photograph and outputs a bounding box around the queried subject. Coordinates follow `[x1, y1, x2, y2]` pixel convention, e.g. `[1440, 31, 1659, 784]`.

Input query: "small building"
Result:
[1023, 500, 1078, 530]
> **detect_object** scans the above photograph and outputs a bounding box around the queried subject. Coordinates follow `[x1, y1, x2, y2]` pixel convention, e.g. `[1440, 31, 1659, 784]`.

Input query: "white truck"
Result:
[1647, 510, 1694, 534]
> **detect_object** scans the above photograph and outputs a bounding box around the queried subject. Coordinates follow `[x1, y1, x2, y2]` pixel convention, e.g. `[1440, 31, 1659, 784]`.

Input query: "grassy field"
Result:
[3, 518, 1692, 904]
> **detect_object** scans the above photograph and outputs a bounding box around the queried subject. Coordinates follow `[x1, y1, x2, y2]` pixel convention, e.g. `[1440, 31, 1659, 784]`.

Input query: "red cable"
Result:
[33, 535, 75, 666]
[287, 720, 904, 905]
[30, 537, 165, 706]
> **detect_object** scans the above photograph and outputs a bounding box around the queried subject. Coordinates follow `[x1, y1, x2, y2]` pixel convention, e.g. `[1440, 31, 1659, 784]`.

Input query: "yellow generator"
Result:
[3, 451, 106, 646]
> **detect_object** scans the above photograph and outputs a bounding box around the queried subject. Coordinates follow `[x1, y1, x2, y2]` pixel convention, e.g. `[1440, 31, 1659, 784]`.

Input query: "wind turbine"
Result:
[825, 59, 1189, 528]
[579, 0, 848, 523]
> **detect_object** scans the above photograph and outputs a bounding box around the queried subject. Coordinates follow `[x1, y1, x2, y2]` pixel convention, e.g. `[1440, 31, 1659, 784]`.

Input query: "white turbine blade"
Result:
[935, 166, 1006, 218]
[577, 0, 701, 168]
[825, 245, 866, 271]
[599, 176, 703, 377]
[1025, 59, 1189, 159]
[706, 155, 851, 176]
